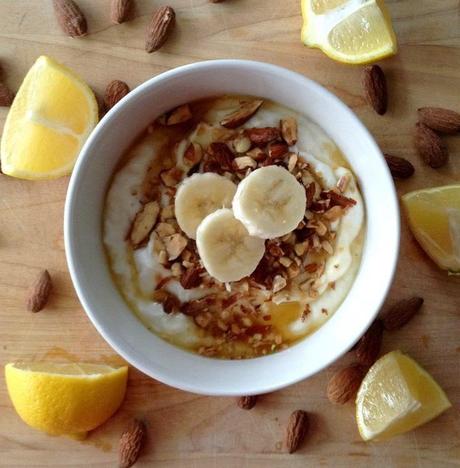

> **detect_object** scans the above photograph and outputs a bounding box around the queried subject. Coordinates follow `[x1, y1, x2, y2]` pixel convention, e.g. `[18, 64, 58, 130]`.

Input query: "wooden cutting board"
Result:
[1, 1, 459, 466]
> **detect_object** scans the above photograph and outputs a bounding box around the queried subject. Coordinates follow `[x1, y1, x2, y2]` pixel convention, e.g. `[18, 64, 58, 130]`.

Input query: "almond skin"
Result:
[119, 419, 147, 468]
[418, 107, 460, 134]
[382, 296, 424, 331]
[363, 65, 387, 115]
[27, 270, 52, 312]
[415, 123, 448, 168]
[0, 82, 14, 107]
[52, 0, 87, 37]
[384, 154, 415, 179]
[110, 0, 133, 24]
[327, 364, 366, 404]
[285, 410, 309, 454]
[237, 395, 258, 410]
[355, 319, 384, 366]
[145, 6, 175, 53]
[245, 127, 280, 146]
[104, 80, 130, 109]
[220, 100, 264, 129]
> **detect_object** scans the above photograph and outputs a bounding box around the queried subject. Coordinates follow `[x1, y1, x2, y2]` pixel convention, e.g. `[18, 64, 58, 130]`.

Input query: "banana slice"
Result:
[233, 166, 307, 239]
[196, 208, 265, 283]
[175, 173, 237, 239]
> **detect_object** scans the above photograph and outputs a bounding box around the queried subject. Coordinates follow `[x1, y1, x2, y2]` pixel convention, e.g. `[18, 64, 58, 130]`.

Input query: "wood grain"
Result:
[1, 1, 459, 466]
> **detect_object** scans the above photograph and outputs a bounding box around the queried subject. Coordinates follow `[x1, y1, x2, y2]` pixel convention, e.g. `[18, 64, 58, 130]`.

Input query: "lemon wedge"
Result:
[402, 185, 460, 274]
[0, 56, 98, 180]
[5, 362, 128, 437]
[301, 0, 398, 64]
[356, 351, 451, 441]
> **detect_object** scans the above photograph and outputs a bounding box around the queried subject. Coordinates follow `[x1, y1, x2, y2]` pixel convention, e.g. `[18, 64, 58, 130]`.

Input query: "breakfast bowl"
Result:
[64, 60, 399, 396]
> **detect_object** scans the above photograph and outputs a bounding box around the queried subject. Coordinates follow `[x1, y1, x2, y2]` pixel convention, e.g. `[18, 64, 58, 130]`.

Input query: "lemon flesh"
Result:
[356, 351, 451, 441]
[402, 185, 460, 273]
[0, 55, 98, 180]
[301, 0, 398, 64]
[5, 362, 128, 437]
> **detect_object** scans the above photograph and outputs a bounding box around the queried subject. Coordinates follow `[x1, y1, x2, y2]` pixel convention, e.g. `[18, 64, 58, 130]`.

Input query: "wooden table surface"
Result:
[1, 1, 459, 466]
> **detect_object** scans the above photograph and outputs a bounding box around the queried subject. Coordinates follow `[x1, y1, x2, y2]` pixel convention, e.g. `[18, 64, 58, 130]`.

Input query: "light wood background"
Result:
[1, 1, 459, 466]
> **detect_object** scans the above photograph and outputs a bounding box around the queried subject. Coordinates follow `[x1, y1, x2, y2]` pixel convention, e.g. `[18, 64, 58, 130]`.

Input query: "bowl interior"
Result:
[65, 60, 399, 396]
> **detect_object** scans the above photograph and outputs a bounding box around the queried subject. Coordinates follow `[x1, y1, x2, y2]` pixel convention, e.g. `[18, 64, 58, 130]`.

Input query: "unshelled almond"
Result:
[110, 0, 132, 24]
[384, 154, 415, 179]
[53, 0, 87, 37]
[418, 107, 460, 134]
[327, 364, 365, 404]
[381, 296, 424, 331]
[26, 270, 52, 312]
[145, 6, 175, 53]
[119, 419, 147, 468]
[220, 100, 263, 129]
[285, 410, 309, 454]
[415, 123, 448, 168]
[355, 319, 383, 366]
[237, 395, 258, 410]
[104, 80, 130, 109]
[0, 82, 14, 107]
[362, 65, 387, 115]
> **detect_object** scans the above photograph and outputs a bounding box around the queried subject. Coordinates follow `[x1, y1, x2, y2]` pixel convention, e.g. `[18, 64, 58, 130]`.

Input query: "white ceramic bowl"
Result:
[64, 60, 399, 396]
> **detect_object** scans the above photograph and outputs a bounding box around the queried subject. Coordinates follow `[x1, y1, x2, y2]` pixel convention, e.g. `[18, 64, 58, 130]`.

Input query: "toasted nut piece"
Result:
[246, 147, 266, 161]
[279, 256, 293, 268]
[287, 262, 300, 278]
[268, 142, 289, 160]
[207, 142, 235, 171]
[195, 312, 212, 328]
[164, 233, 187, 260]
[285, 410, 309, 454]
[237, 395, 258, 410]
[152, 289, 180, 313]
[233, 156, 257, 170]
[232, 135, 252, 153]
[145, 5, 175, 53]
[246, 127, 280, 146]
[160, 205, 175, 221]
[171, 262, 183, 277]
[294, 242, 308, 256]
[166, 104, 192, 125]
[183, 142, 203, 166]
[273, 275, 287, 293]
[281, 117, 298, 146]
[336, 174, 350, 193]
[160, 167, 183, 187]
[287, 153, 298, 172]
[130, 201, 160, 247]
[180, 267, 203, 289]
[323, 205, 344, 221]
[220, 100, 264, 129]
[155, 222, 176, 238]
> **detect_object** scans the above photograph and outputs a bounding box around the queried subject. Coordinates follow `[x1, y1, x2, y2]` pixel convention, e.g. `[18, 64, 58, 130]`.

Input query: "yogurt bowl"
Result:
[64, 60, 399, 396]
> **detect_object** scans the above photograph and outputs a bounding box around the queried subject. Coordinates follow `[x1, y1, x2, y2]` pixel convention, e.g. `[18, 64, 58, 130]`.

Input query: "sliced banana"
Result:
[233, 166, 307, 239]
[196, 208, 265, 283]
[175, 173, 237, 239]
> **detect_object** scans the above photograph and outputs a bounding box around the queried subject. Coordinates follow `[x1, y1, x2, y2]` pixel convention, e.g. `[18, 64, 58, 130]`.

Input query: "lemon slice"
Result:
[5, 362, 128, 437]
[356, 351, 451, 441]
[402, 185, 460, 274]
[0, 56, 98, 180]
[301, 0, 398, 64]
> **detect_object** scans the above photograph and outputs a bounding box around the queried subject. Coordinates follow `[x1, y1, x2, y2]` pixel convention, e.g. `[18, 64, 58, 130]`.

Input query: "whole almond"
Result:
[418, 107, 460, 134]
[104, 80, 130, 109]
[382, 296, 424, 331]
[355, 319, 383, 366]
[415, 123, 448, 168]
[327, 364, 365, 404]
[285, 410, 309, 454]
[145, 6, 175, 53]
[237, 395, 258, 410]
[53, 0, 87, 37]
[27, 270, 52, 312]
[384, 154, 415, 179]
[363, 65, 387, 115]
[119, 419, 147, 468]
[0, 82, 14, 107]
[110, 0, 133, 24]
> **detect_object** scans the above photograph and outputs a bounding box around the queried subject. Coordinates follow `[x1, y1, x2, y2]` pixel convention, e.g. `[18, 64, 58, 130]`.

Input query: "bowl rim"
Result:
[64, 59, 400, 395]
